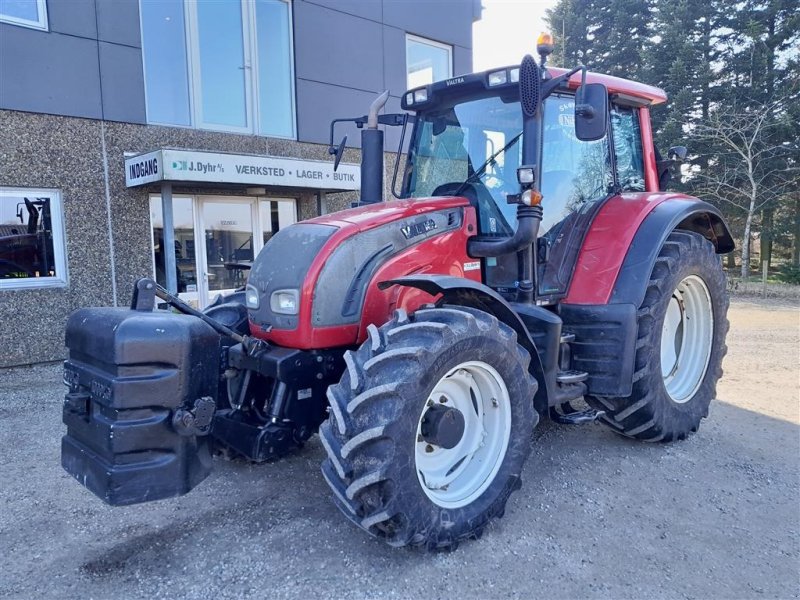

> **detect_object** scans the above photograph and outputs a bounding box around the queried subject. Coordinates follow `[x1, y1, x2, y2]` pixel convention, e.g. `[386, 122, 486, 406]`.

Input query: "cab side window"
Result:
[611, 106, 645, 192]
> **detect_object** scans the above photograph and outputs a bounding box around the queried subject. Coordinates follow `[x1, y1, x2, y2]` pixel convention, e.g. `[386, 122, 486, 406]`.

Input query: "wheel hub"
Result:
[660, 274, 714, 403]
[414, 361, 512, 509]
[420, 404, 466, 450]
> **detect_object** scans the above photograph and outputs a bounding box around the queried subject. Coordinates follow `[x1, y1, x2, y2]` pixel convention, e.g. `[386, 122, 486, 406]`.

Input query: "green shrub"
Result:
[775, 264, 800, 285]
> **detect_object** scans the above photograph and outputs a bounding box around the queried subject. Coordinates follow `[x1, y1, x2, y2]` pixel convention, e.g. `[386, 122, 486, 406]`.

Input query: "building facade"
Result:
[0, 0, 480, 367]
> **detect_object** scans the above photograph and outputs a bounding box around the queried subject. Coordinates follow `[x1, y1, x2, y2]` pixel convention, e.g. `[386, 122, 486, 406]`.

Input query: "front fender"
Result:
[378, 275, 553, 413]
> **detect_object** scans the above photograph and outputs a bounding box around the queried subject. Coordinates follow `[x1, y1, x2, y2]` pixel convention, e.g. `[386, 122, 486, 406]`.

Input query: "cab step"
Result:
[549, 406, 606, 425]
[556, 369, 588, 385]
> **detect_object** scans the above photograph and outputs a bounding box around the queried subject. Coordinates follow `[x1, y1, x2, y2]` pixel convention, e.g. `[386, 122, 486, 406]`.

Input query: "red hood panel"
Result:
[305, 197, 470, 230]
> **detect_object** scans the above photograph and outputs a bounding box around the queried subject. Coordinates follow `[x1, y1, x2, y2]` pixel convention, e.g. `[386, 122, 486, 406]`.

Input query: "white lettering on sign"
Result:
[124, 149, 361, 191]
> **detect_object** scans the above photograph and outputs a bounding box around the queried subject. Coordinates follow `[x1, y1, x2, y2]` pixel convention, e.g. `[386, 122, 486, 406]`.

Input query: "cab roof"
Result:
[547, 66, 667, 106]
[401, 64, 667, 111]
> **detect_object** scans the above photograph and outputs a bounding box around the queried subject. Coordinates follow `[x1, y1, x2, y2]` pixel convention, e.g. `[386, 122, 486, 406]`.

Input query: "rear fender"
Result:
[565, 194, 734, 306]
[560, 196, 734, 398]
[378, 275, 553, 413]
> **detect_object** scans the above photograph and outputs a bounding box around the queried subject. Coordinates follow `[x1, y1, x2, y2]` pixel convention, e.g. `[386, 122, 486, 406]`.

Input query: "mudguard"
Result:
[378, 275, 554, 413]
[560, 195, 733, 398]
[609, 199, 733, 307]
[565, 194, 733, 306]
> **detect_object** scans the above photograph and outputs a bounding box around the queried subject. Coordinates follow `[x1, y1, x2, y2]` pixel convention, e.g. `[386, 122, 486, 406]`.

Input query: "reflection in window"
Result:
[260, 199, 296, 245]
[139, 0, 296, 137]
[149, 196, 197, 294]
[406, 34, 452, 88]
[196, 1, 248, 129]
[0, 0, 48, 30]
[611, 106, 645, 192]
[256, 0, 295, 138]
[140, 0, 191, 126]
[539, 95, 612, 234]
[0, 188, 66, 288]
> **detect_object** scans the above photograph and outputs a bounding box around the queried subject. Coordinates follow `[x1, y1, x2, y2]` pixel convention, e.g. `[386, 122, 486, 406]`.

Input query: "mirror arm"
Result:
[574, 66, 595, 117]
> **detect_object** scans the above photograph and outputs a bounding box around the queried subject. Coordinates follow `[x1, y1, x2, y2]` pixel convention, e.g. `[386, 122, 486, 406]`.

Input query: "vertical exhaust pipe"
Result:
[360, 90, 389, 203]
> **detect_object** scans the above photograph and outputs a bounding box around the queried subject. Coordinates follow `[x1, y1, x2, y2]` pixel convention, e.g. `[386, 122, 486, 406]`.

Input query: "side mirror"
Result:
[574, 83, 608, 141]
[668, 145, 688, 162]
[329, 136, 347, 172]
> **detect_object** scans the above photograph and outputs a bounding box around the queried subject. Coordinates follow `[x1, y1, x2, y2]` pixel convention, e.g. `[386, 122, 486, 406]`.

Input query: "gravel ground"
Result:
[1, 299, 798, 600]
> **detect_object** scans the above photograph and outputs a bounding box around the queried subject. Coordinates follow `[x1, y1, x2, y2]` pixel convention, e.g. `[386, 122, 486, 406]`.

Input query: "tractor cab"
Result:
[398, 52, 664, 303]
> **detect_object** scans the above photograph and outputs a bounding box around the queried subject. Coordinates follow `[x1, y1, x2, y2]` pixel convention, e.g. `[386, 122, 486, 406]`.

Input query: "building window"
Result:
[0, 188, 67, 289]
[406, 34, 452, 88]
[140, 0, 296, 138]
[0, 0, 48, 30]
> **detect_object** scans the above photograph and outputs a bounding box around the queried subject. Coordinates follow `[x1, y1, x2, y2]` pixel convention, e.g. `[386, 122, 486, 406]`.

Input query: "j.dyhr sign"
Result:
[125, 149, 361, 191]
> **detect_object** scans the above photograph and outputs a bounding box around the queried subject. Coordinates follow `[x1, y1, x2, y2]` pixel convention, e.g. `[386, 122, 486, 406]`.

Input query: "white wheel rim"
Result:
[414, 361, 512, 509]
[660, 274, 714, 403]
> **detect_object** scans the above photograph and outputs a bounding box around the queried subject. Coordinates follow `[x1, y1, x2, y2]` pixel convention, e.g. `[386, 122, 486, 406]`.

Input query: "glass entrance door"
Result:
[200, 199, 255, 304]
[151, 195, 297, 308]
[197, 195, 297, 307]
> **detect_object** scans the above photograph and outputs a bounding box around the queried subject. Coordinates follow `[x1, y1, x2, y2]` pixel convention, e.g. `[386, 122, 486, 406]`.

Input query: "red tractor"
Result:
[61, 38, 733, 551]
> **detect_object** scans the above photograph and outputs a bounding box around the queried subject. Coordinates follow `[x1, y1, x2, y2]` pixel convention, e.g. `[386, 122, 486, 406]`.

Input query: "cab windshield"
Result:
[403, 92, 612, 237]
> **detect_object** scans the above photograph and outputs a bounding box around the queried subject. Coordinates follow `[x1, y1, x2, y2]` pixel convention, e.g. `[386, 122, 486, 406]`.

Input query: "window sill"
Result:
[0, 278, 68, 292]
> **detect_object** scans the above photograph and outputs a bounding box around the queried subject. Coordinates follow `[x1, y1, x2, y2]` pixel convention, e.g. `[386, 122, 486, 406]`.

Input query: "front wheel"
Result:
[320, 305, 538, 550]
[589, 230, 729, 441]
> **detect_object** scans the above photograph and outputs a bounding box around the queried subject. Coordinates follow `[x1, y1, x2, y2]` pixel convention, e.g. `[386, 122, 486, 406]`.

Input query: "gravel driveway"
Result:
[1, 299, 798, 600]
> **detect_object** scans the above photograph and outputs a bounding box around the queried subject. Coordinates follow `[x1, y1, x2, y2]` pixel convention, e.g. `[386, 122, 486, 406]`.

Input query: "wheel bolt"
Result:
[491, 397, 499, 408]
[425, 444, 434, 453]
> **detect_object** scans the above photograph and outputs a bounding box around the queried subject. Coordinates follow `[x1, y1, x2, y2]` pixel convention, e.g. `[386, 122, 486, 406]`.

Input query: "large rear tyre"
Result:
[589, 231, 729, 441]
[320, 305, 538, 550]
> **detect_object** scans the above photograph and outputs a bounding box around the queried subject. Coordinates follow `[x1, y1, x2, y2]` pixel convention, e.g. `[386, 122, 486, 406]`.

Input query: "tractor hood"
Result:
[246, 197, 473, 348]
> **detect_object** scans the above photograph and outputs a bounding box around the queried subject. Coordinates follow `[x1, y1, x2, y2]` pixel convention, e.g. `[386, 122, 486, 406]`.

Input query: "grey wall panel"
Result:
[381, 94, 411, 154]
[382, 25, 407, 97]
[298, 0, 383, 22]
[296, 78, 381, 146]
[453, 44, 472, 76]
[48, 0, 97, 39]
[382, 0, 473, 49]
[99, 42, 146, 123]
[96, 0, 141, 47]
[0, 26, 102, 119]
[293, 1, 384, 93]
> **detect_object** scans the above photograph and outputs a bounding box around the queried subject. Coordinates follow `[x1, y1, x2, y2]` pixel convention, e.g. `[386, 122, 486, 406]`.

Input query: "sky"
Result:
[472, 0, 560, 71]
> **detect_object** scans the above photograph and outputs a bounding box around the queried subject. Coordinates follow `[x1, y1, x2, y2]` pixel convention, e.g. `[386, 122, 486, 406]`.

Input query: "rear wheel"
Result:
[589, 230, 729, 441]
[320, 305, 538, 550]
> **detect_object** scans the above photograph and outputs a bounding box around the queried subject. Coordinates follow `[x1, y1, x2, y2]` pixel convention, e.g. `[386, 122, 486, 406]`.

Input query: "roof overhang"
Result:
[124, 148, 361, 191]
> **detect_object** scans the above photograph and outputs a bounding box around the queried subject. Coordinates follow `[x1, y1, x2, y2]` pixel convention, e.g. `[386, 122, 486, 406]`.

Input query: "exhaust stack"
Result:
[360, 90, 389, 203]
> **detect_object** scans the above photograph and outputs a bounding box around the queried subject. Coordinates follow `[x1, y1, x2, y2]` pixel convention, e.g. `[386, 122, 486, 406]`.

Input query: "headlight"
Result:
[517, 166, 535, 185]
[245, 284, 260, 309]
[405, 92, 414, 105]
[488, 70, 507, 86]
[270, 289, 299, 315]
[414, 88, 428, 103]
